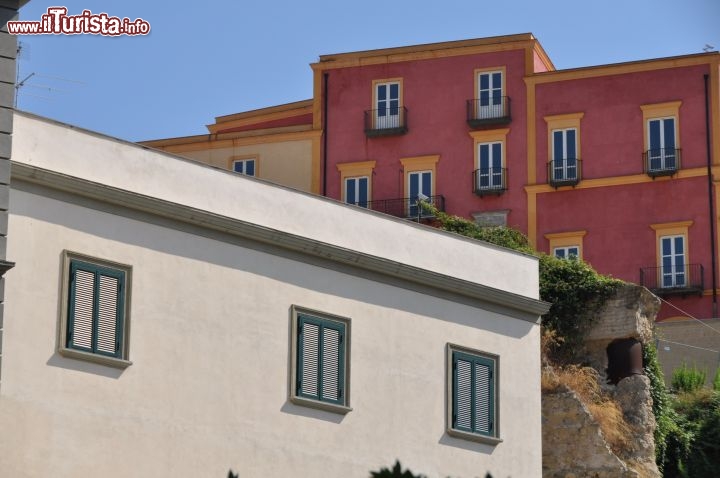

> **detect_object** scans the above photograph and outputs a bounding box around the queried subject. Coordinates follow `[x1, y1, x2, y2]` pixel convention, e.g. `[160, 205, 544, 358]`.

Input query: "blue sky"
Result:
[15, 0, 720, 142]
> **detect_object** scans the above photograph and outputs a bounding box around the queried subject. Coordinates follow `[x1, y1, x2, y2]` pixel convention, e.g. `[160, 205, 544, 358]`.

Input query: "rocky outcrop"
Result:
[543, 284, 661, 478]
[542, 388, 637, 478]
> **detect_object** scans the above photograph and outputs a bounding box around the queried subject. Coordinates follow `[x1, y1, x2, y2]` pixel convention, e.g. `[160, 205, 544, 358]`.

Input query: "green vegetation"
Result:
[370, 461, 425, 478]
[660, 388, 720, 477]
[672, 362, 707, 393]
[368, 461, 494, 478]
[425, 205, 622, 359]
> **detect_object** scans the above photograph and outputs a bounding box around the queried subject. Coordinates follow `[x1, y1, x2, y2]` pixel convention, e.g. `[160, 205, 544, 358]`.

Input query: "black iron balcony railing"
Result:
[639, 264, 704, 296]
[466, 97, 511, 128]
[364, 107, 408, 137]
[348, 194, 445, 219]
[644, 148, 681, 178]
[473, 168, 507, 196]
[548, 158, 582, 188]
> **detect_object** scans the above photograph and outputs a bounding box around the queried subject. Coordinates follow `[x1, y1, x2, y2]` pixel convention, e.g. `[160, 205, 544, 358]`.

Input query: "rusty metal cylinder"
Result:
[606, 338, 644, 385]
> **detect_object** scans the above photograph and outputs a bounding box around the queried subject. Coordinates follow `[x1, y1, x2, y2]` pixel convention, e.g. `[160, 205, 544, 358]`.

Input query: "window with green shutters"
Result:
[290, 306, 351, 414]
[448, 345, 499, 443]
[59, 252, 132, 368]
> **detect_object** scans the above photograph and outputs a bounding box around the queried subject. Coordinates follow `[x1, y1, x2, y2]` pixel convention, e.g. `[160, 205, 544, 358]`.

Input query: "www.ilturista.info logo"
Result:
[7, 7, 151, 36]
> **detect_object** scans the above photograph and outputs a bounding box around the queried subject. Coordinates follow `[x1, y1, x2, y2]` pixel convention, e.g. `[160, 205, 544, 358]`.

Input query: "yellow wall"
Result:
[167, 140, 314, 193]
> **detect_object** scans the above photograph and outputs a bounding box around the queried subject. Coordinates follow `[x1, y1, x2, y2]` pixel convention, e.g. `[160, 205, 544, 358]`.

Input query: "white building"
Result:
[0, 111, 548, 477]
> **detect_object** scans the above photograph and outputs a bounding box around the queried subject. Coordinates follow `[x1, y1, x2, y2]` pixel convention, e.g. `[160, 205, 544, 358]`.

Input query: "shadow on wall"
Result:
[11, 183, 535, 340]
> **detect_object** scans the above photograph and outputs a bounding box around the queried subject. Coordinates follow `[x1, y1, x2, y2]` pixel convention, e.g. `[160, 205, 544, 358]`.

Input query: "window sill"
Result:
[290, 395, 352, 415]
[59, 347, 132, 369]
[447, 428, 503, 446]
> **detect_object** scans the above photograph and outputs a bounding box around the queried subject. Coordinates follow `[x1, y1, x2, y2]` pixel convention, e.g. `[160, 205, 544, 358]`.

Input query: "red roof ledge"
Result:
[207, 99, 313, 134]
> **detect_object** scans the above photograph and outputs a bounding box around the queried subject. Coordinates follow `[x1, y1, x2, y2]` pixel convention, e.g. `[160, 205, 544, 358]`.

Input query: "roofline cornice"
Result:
[11, 162, 550, 321]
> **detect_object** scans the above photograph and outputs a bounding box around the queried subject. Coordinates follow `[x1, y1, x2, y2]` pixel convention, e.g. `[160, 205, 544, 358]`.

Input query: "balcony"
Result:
[466, 97, 511, 128]
[644, 148, 681, 178]
[548, 159, 582, 188]
[364, 107, 408, 137]
[473, 168, 507, 196]
[348, 195, 445, 219]
[639, 264, 704, 297]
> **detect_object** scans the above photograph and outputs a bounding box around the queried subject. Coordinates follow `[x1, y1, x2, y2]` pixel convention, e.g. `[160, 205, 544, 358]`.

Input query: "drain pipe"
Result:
[322, 72, 329, 196]
[704, 74, 718, 317]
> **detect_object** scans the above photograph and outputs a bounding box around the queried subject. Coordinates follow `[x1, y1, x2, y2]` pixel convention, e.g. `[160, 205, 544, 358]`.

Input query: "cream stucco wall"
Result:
[0, 113, 544, 477]
[173, 140, 313, 192]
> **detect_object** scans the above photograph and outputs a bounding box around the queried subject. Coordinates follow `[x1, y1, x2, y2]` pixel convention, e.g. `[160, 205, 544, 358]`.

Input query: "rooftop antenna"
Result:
[703, 44, 715, 52]
[15, 41, 86, 106]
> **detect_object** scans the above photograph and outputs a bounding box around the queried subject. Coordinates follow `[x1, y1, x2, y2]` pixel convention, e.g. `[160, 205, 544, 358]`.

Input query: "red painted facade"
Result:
[323, 45, 535, 232]
[313, 36, 720, 321]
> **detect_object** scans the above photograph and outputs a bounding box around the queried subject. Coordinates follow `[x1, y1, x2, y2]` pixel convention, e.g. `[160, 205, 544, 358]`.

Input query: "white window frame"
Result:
[476, 141, 504, 190]
[554, 246, 579, 260]
[476, 70, 504, 119]
[232, 158, 256, 177]
[344, 176, 369, 207]
[374, 81, 401, 129]
[660, 235, 686, 288]
[551, 128, 578, 181]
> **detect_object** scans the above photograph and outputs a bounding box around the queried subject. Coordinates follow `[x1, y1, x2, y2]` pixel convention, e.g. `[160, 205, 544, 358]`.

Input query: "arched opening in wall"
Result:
[606, 338, 643, 385]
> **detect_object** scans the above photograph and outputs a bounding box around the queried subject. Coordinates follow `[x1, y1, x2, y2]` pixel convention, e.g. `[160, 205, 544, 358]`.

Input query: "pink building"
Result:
[146, 33, 720, 323]
[310, 34, 720, 321]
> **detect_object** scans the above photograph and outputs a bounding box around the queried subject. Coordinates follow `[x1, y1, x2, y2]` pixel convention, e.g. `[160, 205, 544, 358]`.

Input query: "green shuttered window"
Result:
[451, 348, 498, 440]
[291, 307, 350, 413]
[68, 260, 126, 357]
[60, 252, 132, 368]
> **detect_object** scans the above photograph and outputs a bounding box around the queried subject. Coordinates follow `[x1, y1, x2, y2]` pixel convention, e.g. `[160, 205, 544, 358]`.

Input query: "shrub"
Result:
[370, 460, 425, 478]
[713, 367, 720, 391]
[672, 362, 707, 393]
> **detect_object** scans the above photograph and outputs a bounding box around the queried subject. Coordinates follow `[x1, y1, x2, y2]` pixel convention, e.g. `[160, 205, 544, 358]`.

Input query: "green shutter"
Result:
[452, 350, 495, 436]
[68, 260, 125, 358]
[297, 314, 345, 405]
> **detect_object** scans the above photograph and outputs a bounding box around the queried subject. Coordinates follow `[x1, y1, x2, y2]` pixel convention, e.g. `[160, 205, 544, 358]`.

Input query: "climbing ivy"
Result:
[425, 205, 622, 358]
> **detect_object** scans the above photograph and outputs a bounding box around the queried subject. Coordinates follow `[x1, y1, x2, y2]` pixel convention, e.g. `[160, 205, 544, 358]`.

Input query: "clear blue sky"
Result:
[15, 0, 720, 142]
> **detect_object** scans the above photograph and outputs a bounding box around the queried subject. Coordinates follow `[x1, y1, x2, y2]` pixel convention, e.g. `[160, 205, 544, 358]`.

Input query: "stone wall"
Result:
[543, 387, 637, 478]
[543, 284, 661, 478]
[655, 318, 720, 387]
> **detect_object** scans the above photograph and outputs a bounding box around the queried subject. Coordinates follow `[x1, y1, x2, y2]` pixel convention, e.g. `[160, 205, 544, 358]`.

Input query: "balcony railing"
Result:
[548, 159, 582, 188]
[473, 168, 507, 196]
[639, 264, 704, 296]
[364, 107, 408, 137]
[348, 195, 445, 219]
[644, 148, 681, 178]
[466, 97, 511, 128]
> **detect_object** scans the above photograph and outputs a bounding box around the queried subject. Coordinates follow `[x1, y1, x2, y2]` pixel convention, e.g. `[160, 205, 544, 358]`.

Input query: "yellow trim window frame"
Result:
[228, 155, 259, 177]
[469, 129, 509, 194]
[336, 161, 376, 207]
[400, 155, 440, 218]
[641, 101, 681, 175]
[545, 230, 587, 260]
[650, 221, 693, 289]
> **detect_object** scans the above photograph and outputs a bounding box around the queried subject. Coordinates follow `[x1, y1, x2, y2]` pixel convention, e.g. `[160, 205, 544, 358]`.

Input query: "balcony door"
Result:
[408, 170, 432, 217]
[375, 82, 400, 130]
[552, 129, 577, 181]
[660, 235, 686, 288]
[648, 118, 676, 171]
[477, 142, 503, 190]
[477, 71, 503, 119]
